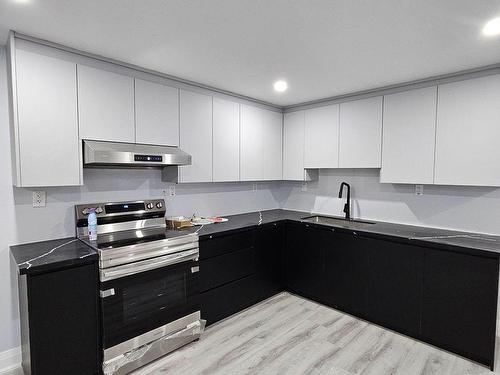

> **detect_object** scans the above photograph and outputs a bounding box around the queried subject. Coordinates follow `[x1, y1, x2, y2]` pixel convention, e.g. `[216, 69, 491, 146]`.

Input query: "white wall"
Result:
[0, 46, 20, 359]
[279, 168, 500, 235]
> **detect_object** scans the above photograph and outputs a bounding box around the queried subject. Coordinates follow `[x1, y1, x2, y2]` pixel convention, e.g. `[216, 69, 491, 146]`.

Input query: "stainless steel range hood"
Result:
[83, 140, 191, 168]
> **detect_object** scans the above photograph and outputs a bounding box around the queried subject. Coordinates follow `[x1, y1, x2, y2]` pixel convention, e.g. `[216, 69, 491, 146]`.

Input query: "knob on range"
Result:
[82, 206, 104, 215]
[156, 202, 163, 209]
[146, 202, 154, 209]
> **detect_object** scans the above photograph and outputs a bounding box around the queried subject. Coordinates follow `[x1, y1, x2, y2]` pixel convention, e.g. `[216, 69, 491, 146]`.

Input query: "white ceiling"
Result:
[1, 0, 500, 106]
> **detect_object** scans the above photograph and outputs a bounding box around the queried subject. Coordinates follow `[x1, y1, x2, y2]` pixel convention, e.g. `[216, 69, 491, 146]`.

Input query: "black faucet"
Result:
[338, 182, 351, 220]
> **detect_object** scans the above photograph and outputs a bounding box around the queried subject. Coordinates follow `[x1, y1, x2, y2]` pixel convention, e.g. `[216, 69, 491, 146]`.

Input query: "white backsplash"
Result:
[279, 168, 500, 236]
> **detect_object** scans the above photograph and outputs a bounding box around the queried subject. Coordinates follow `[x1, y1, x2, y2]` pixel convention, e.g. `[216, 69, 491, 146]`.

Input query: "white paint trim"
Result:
[0, 347, 21, 374]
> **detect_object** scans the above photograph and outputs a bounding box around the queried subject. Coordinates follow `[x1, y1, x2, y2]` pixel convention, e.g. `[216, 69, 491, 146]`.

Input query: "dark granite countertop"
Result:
[11, 209, 500, 276]
[193, 209, 500, 256]
[10, 237, 98, 275]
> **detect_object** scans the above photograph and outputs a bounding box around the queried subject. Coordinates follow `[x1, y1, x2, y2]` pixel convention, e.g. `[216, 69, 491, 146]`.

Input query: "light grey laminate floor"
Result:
[131, 292, 500, 375]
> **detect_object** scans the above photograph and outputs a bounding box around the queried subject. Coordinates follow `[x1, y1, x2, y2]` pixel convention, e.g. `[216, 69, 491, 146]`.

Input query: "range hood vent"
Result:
[83, 140, 191, 168]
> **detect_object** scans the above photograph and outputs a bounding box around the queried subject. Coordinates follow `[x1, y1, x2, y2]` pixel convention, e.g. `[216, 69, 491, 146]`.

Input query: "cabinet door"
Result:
[339, 96, 382, 168]
[28, 264, 99, 375]
[304, 104, 339, 168]
[77, 65, 135, 142]
[324, 232, 369, 316]
[254, 222, 285, 300]
[213, 98, 240, 182]
[241, 105, 282, 181]
[240, 104, 263, 181]
[179, 90, 213, 182]
[285, 222, 326, 303]
[283, 111, 305, 180]
[421, 250, 498, 368]
[435, 75, 500, 186]
[15, 46, 81, 187]
[380, 86, 437, 184]
[199, 247, 255, 292]
[135, 78, 179, 146]
[366, 239, 424, 337]
[200, 274, 261, 326]
[262, 109, 283, 180]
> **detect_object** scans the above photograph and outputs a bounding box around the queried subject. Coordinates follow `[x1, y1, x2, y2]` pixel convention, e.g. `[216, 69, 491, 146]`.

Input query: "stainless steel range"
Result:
[76, 199, 202, 375]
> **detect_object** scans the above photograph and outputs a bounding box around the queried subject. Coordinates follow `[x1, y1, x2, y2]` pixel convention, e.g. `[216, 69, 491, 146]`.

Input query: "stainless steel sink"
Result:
[301, 215, 375, 226]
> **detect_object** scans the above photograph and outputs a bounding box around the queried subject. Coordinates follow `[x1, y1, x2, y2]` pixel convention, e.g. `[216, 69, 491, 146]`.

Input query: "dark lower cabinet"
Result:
[254, 222, 285, 300]
[284, 221, 498, 369]
[21, 263, 100, 375]
[199, 224, 284, 326]
[285, 222, 327, 303]
[200, 274, 261, 325]
[325, 232, 369, 316]
[199, 247, 255, 292]
[366, 239, 424, 337]
[421, 250, 498, 368]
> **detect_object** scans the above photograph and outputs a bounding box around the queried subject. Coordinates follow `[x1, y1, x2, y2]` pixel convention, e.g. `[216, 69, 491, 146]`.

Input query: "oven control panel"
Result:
[75, 199, 166, 220]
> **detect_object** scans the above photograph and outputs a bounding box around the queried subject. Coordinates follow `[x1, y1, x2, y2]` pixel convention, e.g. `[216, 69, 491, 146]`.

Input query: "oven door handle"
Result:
[100, 249, 199, 282]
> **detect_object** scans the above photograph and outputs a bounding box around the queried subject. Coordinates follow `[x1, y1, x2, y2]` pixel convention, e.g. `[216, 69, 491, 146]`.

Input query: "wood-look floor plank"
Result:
[131, 293, 499, 375]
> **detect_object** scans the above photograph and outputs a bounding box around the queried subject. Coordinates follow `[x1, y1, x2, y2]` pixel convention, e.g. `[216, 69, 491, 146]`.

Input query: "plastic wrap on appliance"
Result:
[103, 319, 206, 375]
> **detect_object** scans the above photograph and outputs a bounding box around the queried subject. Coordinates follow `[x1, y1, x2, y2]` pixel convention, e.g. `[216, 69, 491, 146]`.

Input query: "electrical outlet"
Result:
[415, 184, 424, 196]
[169, 185, 176, 197]
[252, 183, 258, 192]
[32, 191, 46, 207]
[301, 182, 308, 192]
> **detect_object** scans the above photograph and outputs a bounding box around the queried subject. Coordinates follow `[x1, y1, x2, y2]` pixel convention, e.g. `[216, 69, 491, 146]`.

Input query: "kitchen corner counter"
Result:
[193, 209, 306, 238]
[10, 237, 98, 275]
[192, 209, 500, 256]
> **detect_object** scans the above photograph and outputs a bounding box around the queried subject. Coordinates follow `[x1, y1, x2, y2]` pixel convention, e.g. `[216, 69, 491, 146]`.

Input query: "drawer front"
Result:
[200, 247, 255, 292]
[200, 230, 253, 259]
[200, 274, 260, 325]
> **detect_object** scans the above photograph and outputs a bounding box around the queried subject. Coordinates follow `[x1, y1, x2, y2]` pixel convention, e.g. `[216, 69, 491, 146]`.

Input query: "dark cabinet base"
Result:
[20, 263, 100, 375]
[200, 223, 284, 326]
[422, 250, 498, 369]
[200, 275, 273, 325]
[284, 221, 499, 370]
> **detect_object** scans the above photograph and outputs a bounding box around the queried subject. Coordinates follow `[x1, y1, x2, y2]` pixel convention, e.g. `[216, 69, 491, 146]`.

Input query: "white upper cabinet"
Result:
[339, 96, 382, 168]
[283, 111, 306, 180]
[262, 109, 283, 180]
[135, 78, 179, 146]
[304, 104, 339, 168]
[240, 105, 262, 181]
[14, 45, 81, 187]
[435, 75, 500, 186]
[213, 98, 240, 182]
[179, 90, 213, 183]
[380, 86, 437, 184]
[241, 105, 283, 181]
[77, 65, 135, 143]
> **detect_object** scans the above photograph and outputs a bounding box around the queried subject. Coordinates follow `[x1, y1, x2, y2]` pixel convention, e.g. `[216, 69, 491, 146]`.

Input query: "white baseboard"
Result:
[0, 347, 21, 374]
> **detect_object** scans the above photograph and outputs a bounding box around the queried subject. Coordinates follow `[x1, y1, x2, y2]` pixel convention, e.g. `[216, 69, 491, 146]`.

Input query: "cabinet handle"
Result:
[191, 266, 200, 273]
[100, 288, 115, 298]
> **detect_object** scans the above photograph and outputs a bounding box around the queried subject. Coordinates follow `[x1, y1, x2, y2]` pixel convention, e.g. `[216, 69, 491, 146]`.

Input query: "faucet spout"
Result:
[338, 182, 351, 220]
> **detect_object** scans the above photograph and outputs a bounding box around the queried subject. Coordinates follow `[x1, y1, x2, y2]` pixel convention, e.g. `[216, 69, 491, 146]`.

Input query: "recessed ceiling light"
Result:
[273, 80, 288, 93]
[482, 17, 500, 37]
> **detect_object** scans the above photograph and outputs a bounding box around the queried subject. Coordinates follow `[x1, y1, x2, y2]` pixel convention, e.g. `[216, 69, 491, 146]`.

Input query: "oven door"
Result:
[100, 249, 200, 350]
